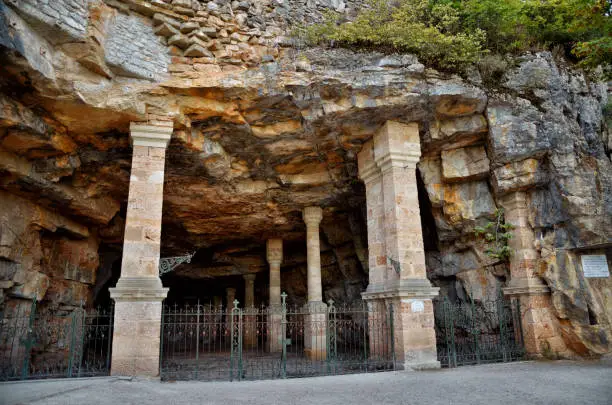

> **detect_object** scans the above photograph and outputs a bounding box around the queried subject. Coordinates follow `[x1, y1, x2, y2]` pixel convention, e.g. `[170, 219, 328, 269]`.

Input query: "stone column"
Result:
[213, 295, 223, 328]
[501, 192, 557, 356]
[358, 121, 440, 370]
[302, 207, 326, 360]
[266, 239, 283, 352]
[226, 287, 236, 309]
[109, 122, 173, 377]
[243, 274, 257, 349]
[225, 287, 237, 334]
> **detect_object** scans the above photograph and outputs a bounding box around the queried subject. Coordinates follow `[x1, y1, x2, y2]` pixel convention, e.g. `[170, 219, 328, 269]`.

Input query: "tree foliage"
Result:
[298, 0, 611, 73]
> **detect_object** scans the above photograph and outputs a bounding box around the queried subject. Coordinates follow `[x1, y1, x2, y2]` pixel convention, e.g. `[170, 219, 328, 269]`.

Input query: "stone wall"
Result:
[105, 12, 171, 80]
[4, 0, 89, 43]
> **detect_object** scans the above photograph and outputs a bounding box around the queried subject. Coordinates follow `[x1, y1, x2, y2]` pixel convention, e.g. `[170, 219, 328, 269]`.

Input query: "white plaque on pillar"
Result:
[581, 255, 610, 278]
[409, 300, 425, 313]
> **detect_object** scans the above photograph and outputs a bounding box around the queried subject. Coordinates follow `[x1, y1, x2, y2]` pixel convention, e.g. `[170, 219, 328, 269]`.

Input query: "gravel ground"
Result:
[1, 361, 611, 405]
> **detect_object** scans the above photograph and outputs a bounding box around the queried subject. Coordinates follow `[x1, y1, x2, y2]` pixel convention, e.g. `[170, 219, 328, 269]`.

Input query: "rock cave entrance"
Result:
[93, 163, 440, 311]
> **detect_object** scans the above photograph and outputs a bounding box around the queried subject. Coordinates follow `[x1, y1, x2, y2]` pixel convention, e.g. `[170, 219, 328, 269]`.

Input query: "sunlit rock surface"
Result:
[0, 0, 610, 358]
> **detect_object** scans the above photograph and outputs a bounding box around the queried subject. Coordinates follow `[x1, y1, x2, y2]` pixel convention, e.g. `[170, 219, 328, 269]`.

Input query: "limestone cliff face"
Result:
[0, 0, 610, 358]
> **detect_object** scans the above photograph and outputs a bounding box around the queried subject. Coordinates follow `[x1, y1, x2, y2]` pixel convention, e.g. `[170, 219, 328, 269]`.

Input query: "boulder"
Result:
[441, 146, 490, 183]
[442, 181, 497, 227]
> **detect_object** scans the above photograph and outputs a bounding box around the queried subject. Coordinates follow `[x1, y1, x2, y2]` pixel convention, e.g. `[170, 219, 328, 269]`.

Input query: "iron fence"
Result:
[160, 295, 395, 381]
[0, 299, 113, 381]
[433, 292, 524, 368]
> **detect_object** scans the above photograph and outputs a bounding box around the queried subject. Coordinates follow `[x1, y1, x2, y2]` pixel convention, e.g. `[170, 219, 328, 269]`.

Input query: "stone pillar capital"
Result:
[302, 206, 323, 227]
[130, 122, 173, 148]
[372, 121, 421, 172]
[266, 239, 283, 265]
[243, 274, 256, 282]
[226, 287, 236, 295]
[358, 140, 382, 184]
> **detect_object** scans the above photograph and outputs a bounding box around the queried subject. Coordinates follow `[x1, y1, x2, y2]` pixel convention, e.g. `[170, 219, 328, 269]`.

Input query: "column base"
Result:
[504, 279, 559, 357]
[401, 346, 441, 371]
[303, 301, 327, 361]
[243, 308, 258, 349]
[267, 310, 283, 353]
[362, 278, 440, 300]
[363, 280, 440, 372]
[109, 277, 168, 377]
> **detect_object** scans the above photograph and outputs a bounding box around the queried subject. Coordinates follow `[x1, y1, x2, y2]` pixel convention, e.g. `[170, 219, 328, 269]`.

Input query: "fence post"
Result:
[280, 292, 287, 379]
[514, 297, 524, 356]
[363, 301, 368, 372]
[159, 301, 165, 378]
[195, 299, 200, 380]
[442, 297, 451, 368]
[21, 297, 37, 380]
[497, 289, 508, 362]
[449, 300, 457, 368]
[230, 300, 242, 381]
[326, 299, 336, 375]
[67, 309, 77, 378]
[389, 303, 395, 370]
[77, 302, 86, 377]
[106, 302, 114, 373]
[469, 292, 481, 364]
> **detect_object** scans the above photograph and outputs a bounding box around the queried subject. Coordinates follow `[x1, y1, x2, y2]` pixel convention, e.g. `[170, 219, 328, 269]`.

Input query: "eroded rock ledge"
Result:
[0, 0, 610, 358]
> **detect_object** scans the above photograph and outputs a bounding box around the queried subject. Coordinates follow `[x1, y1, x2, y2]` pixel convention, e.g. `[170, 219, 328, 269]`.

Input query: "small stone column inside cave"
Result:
[243, 274, 257, 349]
[302, 207, 327, 360]
[358, 121, 440, 370]
[266, 239, 283, 353]
[109, 122, 173, 377]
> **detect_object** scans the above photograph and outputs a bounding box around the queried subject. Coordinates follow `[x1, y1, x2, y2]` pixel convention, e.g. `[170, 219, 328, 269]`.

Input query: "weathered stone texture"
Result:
[441, 145, 490, 182]
[5, 0, 89, 44]
[0, 0, 609, 364]
[105, 12, 170, 80]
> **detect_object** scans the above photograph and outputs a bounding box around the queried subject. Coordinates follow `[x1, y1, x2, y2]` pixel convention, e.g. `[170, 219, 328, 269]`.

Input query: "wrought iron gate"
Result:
[433, 292, 524, 368]
[0, 299, 114, 381]
[160, 296, 395, 381]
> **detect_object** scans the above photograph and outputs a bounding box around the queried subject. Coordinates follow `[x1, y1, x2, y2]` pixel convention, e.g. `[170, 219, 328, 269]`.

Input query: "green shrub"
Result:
[299, 0, 611, 74]
[474, 209, 514, 262]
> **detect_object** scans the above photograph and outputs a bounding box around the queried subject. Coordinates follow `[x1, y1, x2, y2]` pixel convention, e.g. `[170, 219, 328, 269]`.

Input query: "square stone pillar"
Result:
[266, 239, 283, 353]
[302, 207, 327, 360]
[358, 121, 440, 370]
[243, 274, 257, 349]
[501, 192, 557, 357]
[109, 122, 173, 377]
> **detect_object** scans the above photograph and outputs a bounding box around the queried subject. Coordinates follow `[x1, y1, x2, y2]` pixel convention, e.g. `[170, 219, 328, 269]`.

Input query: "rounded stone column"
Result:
[243, 274, 257, 349]
[303, 207, 323, 304]
[302, 207, 326, 360]
[266, 239, 283, 307]
[266, 239, 283, 352]
[225, 287, 237, 333]
[243, 274, 256, 308]
[226, 287, 236, 310]
[109, 122, 173, 378]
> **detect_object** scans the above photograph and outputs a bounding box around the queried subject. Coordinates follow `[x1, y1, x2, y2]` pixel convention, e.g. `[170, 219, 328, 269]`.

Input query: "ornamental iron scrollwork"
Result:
[159, 252, 195, 276]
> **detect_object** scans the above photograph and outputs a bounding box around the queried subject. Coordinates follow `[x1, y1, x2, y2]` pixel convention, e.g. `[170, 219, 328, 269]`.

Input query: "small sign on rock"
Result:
[581, 254, 610, 278]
